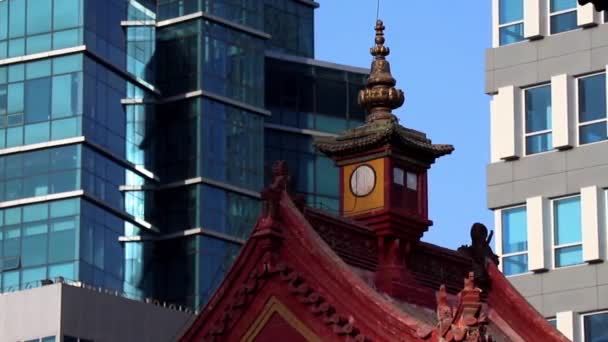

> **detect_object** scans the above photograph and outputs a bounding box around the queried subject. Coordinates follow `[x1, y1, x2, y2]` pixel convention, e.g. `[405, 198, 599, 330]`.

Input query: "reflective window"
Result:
[265, 58, 367, 134]
[0, 145, 80, 202]
[501, 206, 528, 275]
[156, 20, 264, 107]
[0, 54, 83, 149]
[578, 73, 607, 145]
[265, 129, 340, 211]
[553, 196, 583, 267]
[498, 0, 524, 45]
[393, 168, 404, 185]
[0, 198, 78, 291]
[264, 0, 314, 57]
[525, 85, 553, 155]
[584, 311, 608, 342]
[550, 0, 578, 34]
[0, 0, 82, 59]
[158, 0, 262, 29]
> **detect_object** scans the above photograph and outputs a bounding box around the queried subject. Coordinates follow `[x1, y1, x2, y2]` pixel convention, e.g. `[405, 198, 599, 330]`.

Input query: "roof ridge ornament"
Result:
[358, 20, 405, 124]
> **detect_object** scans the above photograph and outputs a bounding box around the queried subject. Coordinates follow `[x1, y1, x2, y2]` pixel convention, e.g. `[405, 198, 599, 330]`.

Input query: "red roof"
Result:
[179, 189, 568, 341]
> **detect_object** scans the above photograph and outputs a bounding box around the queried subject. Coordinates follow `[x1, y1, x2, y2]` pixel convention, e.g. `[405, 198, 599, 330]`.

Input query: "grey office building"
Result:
[487, 0, 608, 340]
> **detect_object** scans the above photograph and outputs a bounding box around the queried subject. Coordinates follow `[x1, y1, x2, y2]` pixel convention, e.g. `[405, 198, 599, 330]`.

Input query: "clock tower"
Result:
[315, 20, 453, 300]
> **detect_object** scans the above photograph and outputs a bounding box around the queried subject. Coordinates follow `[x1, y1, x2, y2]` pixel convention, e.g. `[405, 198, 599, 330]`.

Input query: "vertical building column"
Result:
[494, 210, 504, 271]
[524, 0, 543, 39]
[551, 74, 575, 150]
[556, 311, 581, 342]
[527, 196, 550, 272]
[491, 86, 522, 162]
[492, 0, 499, 47]
[581, 186, 605, 263]
[577, 2, 599, 28]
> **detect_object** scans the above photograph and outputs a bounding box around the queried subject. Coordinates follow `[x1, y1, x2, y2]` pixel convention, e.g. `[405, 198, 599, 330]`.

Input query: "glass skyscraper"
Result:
[0, 0, 368, 311]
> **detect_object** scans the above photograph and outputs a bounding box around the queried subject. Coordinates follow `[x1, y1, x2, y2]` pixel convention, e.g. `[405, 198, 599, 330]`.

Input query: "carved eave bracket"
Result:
[433, 273, 493, 342]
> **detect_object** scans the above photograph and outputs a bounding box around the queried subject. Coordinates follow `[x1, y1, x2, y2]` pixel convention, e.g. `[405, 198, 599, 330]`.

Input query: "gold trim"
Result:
[241, 297, 321, 342]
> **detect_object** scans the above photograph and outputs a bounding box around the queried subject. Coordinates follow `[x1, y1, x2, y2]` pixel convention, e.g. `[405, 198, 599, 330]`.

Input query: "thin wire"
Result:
[376, 0, 381, 20]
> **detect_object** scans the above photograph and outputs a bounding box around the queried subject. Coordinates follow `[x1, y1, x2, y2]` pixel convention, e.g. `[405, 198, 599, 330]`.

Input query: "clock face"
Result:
[350, 165, 376, 197]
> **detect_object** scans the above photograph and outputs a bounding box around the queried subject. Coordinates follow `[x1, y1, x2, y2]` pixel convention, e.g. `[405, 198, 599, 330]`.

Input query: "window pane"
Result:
[7, 83, 24, 113]
[555, 245, 583, 267]
[584, 312, 608, 342]
[526, 132, 553, 155]
[503, 254, 528, 276]
[550, 11, 578, 34]
[26, 0, 52, 35]
[550, 0, 577, 12]
[26, 60, 51, 79]
[499, 24, 524, 46]
[526, 85, 552, 133]
[53, 28, 80, 50]
[499, 0, 523, 24]
[54, 0, 80, 30]
[50, 198, 78, 218]
[49, 227, 75, 263]
[25, 121, 50, 145]
[41, 337, 56, 342]
[579, 74, 606, 123]
[26, 33, 52, 54]
[8, 0, 26, 38]
[2, 270, 19, 291]
[0, 1, 7, 40]
[554, 197, 582, 245]
[52, 73, 80, 118]
[25, 77, 51, 123]
[48, 262, 74, 280]
[580, 122, 607, 145]
[22, 266, 46, 287]
[502, 207, 528, 253]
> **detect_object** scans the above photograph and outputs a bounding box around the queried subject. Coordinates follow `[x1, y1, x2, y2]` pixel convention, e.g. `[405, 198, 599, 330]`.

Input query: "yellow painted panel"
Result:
[342, 158, 385, 216]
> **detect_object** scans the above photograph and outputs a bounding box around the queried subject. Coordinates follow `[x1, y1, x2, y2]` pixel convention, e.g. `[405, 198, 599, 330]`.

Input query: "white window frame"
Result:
[500, 205, 529, 276]
[576, 71, 607, 147]
[580, 310, 608, 342]
[548, 0, 579, 35]
[523, 83, 553, 156]
[497, 0, 525, 46]
[551, 194, 584, 269]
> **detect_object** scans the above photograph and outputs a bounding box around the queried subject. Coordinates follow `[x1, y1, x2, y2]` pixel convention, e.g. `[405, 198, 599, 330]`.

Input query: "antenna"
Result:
[376, 0, 381, 21]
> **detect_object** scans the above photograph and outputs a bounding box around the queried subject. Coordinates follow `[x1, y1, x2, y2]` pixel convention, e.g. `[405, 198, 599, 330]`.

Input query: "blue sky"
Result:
[315, 1, 493, 249]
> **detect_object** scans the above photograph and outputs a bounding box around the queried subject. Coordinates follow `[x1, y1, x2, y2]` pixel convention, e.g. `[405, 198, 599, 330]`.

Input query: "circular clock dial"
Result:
[350, 165, 376, 197]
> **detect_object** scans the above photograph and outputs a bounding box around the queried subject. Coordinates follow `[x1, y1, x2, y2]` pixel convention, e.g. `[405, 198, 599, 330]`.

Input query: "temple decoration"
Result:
[434, 273, 493, 342]
[457, 223, 500, 290]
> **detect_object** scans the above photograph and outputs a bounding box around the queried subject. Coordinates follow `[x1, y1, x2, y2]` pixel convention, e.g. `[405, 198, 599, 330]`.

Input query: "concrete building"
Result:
[0, 280, 192, 342]
[487, 1, 608, 340]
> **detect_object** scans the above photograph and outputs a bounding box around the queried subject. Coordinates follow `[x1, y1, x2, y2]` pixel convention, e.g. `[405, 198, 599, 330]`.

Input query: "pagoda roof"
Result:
[179, 185, 568, 341]
[315, 119, 454, 161]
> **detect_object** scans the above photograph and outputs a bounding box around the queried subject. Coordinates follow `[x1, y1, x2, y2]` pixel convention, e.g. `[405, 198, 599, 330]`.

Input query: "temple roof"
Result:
[314, 119, 454, 160]
[179, 185, 568, 341]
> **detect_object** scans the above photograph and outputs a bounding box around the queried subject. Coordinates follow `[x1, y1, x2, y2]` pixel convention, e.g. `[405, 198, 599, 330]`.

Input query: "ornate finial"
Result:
[358, 20, 405, 123]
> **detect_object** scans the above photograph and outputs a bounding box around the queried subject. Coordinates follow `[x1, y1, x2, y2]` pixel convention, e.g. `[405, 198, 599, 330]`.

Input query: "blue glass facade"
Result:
[0, 0, 367, 312]
[265, 57, 367, 211]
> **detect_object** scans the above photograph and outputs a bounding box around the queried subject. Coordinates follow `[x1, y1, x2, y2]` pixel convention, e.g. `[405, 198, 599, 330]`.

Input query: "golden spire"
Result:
[358, 20, 405, 123]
